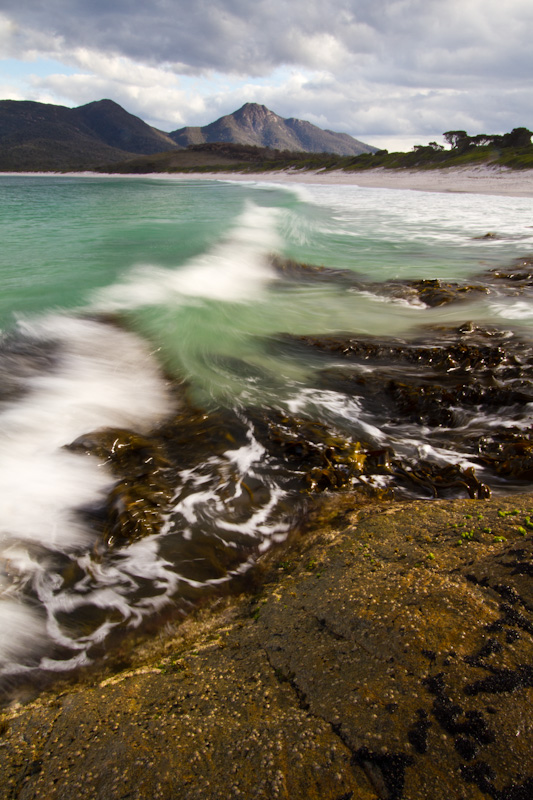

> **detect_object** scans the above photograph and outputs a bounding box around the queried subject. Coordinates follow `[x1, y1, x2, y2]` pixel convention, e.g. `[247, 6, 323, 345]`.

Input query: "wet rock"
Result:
[392, 461, 491, 499]
[0, 332, 59, 403]
[276, 324, 533, 495]
[1, 494, 532, 799]
[288, 326, 528, 375]
[270, 254, 361, 286]
[386, 278, 488, 308]
[478, 433, 533, 481]
[67, 427, 174, 545]
[60, 319, 533, 556]
[475, 255, 533, 294]
[250, 409, 378, 494]
[271, 251, 533, 308]
[270, 256, 490, 307]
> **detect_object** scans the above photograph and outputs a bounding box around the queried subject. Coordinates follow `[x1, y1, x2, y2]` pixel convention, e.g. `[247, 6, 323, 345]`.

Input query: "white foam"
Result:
[287, 387, 387, 443]
[490, 300, 533, 320]
[168, 419, 290, 546]
[0, 315, 173, 672]
[0, 317, 172, 549]
[92, 202, 281, 312]
[0, 597, 47, 667]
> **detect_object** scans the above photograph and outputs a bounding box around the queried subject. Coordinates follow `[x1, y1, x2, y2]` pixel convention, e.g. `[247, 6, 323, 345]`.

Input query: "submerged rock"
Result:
[0, 332, 59, 403]
[60, 319, 533, 553]
[271, 251, 533, 308]
[288, 324, 527, 374]
[271, 256, 491, 307]
[270, 254, 361, 285]
[66, 427, 174, 545]
[385, 278, 488, 307]
[477, 255, 533, 289]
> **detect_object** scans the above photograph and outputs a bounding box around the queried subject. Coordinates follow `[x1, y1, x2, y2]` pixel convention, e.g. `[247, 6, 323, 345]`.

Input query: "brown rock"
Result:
[1, 495, 532, 799]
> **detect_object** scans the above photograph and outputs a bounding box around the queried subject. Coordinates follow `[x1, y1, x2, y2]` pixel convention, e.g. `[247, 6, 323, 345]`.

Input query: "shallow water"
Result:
[1, 174, 532, 683]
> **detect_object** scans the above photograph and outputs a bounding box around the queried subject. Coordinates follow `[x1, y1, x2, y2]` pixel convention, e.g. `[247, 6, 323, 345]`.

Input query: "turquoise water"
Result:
[3, 174, 532, 399]
[1, 174, 532, 681]
[2, 174, 532, 328]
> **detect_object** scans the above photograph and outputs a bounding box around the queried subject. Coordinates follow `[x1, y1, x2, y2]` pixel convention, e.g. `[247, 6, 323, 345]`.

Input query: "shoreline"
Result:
[2, 492, 532, 798]
[205, 164, 533, 197]
[2, 164, 533, 197]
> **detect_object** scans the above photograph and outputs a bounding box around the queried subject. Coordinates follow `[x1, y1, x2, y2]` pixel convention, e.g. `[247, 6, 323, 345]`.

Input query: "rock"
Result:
[475, 256, 533, 293]
[270, 255, 361, 286]
[0, 333, 59, 403]
[1, 493, 532, 799]
[391, 278, 488, 308]
[66, 427, 174, 545]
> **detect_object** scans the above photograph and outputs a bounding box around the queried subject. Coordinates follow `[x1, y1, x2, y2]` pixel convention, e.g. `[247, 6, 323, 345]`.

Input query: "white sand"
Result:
[194, 165, 533, 198]
[22, 165, 532, 197]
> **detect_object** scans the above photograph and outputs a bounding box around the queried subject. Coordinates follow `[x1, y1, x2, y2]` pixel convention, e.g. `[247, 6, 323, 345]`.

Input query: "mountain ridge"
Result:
[170, 103, 376, 156]
[0, 98, 180, 170]
[0, 99, 376, 171]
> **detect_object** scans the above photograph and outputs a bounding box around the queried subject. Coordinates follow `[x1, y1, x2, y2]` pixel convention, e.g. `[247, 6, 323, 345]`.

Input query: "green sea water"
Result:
[1, 174, 531, 323]
[2, 174, 532, 398]
[1, 173, 532, 679]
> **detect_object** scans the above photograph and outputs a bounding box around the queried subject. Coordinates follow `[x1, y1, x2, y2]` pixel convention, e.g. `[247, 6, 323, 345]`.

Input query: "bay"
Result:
[1, 174, 532, 685]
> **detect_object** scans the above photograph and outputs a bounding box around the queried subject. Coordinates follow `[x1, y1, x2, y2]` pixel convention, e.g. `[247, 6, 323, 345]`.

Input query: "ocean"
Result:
[1, 173, 532, 685]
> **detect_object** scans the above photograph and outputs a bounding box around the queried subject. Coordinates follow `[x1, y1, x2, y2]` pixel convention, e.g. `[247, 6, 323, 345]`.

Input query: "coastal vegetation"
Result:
[94, 126, 533, 174]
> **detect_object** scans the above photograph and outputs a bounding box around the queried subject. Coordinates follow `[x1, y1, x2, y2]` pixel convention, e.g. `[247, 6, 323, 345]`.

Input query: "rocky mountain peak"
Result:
[170, 103, 377, 155]
[233, 103, 279, 124]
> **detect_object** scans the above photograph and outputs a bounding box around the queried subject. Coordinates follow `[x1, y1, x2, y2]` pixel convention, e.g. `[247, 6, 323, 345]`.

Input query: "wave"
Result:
[0, 316, 173, 674]
[92, 201, 281, 312]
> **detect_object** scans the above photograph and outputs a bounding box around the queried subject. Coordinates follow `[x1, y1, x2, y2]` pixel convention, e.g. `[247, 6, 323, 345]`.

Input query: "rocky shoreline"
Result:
[2, 253, 533, 798]
[1, 491, 532, 799]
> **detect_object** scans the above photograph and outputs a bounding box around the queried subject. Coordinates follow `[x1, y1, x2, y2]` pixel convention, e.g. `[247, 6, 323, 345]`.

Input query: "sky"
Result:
[0, 0, 532, 152]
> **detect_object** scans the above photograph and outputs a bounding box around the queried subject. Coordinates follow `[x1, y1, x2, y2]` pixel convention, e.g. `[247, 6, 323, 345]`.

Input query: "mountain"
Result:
[0, 99, 178, 171]
[70, 100, 177, 154]
[170, 103, 376, 156]
[0, 99, 376, 171]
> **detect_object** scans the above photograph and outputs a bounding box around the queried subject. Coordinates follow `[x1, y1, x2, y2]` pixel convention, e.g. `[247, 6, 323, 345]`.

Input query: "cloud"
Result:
[0, 1, 531, 140]
[31, 68, 206, 129]
[3, 0, 531, 79]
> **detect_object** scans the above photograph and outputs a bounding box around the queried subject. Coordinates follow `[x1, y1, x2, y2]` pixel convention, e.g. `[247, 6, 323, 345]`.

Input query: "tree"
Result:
[501, 127, 533, 148]
[470, 134, 495, 147]
[443, 130, 469, 149]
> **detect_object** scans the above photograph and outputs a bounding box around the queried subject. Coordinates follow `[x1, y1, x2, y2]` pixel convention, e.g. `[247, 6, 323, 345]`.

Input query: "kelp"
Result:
[478, 432, 533, 480]
[62, 258, 533, 549]
[249, 410, 374, 492]
[271, 253, 533, 307]
[289, 327, 527, 375]
[276, 322, 533, 495]
[393, 461, 491, 499]
[247, 409, 491, 500]
[67, 428, 174, 546]
[477, 255, 533, 290]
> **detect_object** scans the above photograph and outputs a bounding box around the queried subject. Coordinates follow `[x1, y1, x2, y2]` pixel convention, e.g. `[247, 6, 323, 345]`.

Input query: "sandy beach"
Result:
[15, 165, 533, 197]
[195, 164, 533, 197]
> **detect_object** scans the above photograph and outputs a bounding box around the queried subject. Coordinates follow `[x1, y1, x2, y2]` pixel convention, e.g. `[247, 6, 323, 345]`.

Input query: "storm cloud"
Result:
[1, 0, 532, 146]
